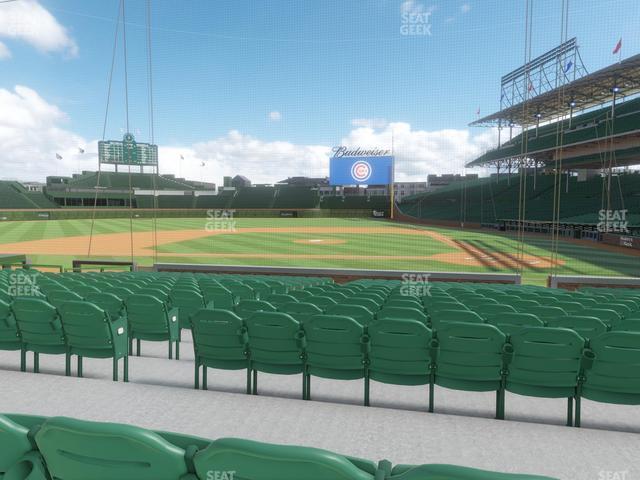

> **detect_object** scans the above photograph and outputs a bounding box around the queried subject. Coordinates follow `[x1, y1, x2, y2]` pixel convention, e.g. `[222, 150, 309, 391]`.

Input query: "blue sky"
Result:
[1, 0, 639, 182]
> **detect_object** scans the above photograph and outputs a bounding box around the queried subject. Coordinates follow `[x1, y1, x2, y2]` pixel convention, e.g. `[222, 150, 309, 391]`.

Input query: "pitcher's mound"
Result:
[293, 238, 346, 245]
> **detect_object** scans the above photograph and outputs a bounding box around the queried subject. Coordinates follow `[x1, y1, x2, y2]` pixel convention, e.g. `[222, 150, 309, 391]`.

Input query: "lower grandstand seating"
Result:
[1, 268, 639, 429]
[0, 181, 57, 209]
[398, 172, 640, 224]
[0, 414, 558, 479]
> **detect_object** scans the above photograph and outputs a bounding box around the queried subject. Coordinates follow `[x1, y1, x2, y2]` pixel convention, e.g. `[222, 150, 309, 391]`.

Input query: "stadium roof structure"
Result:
[470, 53, 640, 128]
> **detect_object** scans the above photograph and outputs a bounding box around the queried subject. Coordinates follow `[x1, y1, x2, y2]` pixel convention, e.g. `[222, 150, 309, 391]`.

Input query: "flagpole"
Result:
[390, 128, 395, 220]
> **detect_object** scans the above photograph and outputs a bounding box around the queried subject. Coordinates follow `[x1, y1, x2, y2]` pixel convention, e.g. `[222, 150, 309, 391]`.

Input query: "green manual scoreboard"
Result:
[98, 133, 158, 166]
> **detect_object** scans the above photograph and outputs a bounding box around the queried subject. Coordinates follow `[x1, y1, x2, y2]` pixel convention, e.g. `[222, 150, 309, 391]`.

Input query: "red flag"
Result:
[613, 38, 622, 54]
[528, 81, 534, 92]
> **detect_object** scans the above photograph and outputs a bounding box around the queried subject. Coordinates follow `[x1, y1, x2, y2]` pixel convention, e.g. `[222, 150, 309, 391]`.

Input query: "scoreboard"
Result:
[98, 133, 158, 166]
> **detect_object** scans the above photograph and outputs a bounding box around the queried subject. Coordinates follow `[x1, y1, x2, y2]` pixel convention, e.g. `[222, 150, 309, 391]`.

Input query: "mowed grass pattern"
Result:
[0, 217, 637, 284]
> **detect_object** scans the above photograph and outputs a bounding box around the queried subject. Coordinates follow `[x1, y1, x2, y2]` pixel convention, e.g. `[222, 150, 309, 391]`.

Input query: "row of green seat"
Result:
[188, 309, 640, 427]
[0, 414, 557, 479]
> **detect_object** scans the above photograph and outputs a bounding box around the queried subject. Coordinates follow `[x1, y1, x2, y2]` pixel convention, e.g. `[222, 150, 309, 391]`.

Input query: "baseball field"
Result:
[0, 216, 637, 284]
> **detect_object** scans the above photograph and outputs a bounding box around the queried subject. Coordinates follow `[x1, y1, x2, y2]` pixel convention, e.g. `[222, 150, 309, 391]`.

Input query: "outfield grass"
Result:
[0, 217, 637, 285]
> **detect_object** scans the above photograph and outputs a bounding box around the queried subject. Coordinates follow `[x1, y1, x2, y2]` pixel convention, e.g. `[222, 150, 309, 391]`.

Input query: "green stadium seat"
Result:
[473, 304, 518, 318]
[277, 302, 323, 323]
[304, 296, 338, 311]
[12, 298, 66, 373]
[579, 332, 640, 426]
[193, 437, 377, 480]
[586, 308, 622, 326]
[0, 299, 21, 352]
[485, 313, 545, 335]
[35, 416, 196, 480]
[430, 309, 484, 330]
[505, 327, 586, 426]
[191, 309, 251, 393]
[343, 297, 380, 312]
[304, 314, 367, 402]
[367, 319, 433, 408]
[377, 306, 427, 324]
[85, 292, 126, 321]
[612, 319, 640, 332]
[432, 323, 506, 417]
[245, 312, 305, 397]
[59, 301, 129, 381]
[126, 294, 180, 360]
[546, 316, 609, 340]
[384, 298, 423, 310]
[46, 289, 83, 309]
[235, 300, 277, 319]
[510, 299, 541, 310]
[288, 290, 313, 301]
[103, 286, 134, 301]
[263, 294, 298, 306]
[73, 285, 101, 298]
[169, 290, 207, 331]
[0, 414, 49, 480]
[326, 304, 375, 326]
[200, 286, 235, 309]
[527, 306, 568, 320]
[552, 302, 585, 314]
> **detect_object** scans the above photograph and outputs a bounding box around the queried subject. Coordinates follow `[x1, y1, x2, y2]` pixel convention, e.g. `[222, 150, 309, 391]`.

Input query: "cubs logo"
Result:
[351, 161, 372, 182]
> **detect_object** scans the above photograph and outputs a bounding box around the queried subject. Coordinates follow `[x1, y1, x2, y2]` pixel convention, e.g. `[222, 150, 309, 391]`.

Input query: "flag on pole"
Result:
[78, 147, 85, 154]
[180, 154, 185, 160]
[563, 60, 573, 73]
[476, 107, 480, 116]
[612, 38, 622, 55]
[200, 161, 206, 167]
[528, 81, 535, 93]
[55, 153, 63, 160]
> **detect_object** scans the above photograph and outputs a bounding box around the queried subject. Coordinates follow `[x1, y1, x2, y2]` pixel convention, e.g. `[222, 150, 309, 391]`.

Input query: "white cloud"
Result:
[0, 0, 78, 57]
[0, 84, 498, 184]
[342, 122, 496, 180]
[351, 118, 388, 129]
[460, 3, 472, 13]
[0, 41, 10, 59]
[268, 111, 282, 121]
[401, 0, 434, 16]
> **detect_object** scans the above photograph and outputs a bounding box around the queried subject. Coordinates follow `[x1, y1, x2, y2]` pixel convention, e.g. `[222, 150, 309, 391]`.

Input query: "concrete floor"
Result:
[1, 332, 639, 480]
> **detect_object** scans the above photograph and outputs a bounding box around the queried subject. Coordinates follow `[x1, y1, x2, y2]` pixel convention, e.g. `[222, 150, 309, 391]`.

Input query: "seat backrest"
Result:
[277, 302, 323, 323]
[389, 463, 556, 480]
[0, 415, 33, 474]
[583, 331, 640, 403]
[377, 306, 427, 324]
[126, 294, 170, 334]
[508, 327, 585, 390]
[59, 301, 113, 349]
[474, 304, 517, 318]
[430, 309, 484, 330]
[12, 297, 64, 347]
[264, 294, 298, 306]
[587, 308, 622, 326]
[245, 312, 303, 368]
[193, 437, 375, 480]
[427, 301, 469, 314]
[613, 319, 640, 332]
[485, 313, 545, 335]
[191, 309, 248, 363]
[47, 289, 83, 308]
[528, 306, 568, 319]
[0, 298, 19, 340]
[547, 315, 608, 340]
[304, 314, 364, 372]
[326, 304, 374, 325]
[435, 323, 506, 385]
[368, 319, 432, 380]
[35, 416, 190, 480]
[85, 292, 125, 320]
[235, 300, 277, 319]
[305, 296, 338, 310]
[343, 297, 380, 312]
